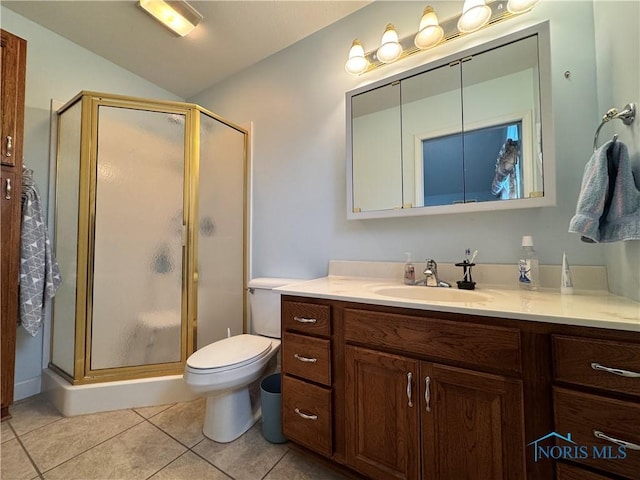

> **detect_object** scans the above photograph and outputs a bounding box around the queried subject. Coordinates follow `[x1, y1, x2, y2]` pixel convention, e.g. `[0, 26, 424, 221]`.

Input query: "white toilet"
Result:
[183, 277, 296, 443]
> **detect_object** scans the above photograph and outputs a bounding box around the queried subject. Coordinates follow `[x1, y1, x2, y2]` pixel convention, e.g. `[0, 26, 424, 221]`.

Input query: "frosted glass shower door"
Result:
[196, 112, 246, 347]
[90, 105, 186, 370]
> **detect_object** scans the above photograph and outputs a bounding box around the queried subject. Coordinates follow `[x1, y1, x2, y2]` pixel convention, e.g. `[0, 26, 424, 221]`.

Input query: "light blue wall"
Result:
[593, 1, 640, 301]
[1, 6, 183, 400]
[191, 1, 612, 281]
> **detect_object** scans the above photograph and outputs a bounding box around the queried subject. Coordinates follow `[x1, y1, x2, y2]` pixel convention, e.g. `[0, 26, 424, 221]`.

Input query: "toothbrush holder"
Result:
[455, 261, 476, 290]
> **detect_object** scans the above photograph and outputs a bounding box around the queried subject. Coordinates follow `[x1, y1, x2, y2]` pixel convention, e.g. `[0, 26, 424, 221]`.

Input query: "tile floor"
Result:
[1, 395, 348, 480]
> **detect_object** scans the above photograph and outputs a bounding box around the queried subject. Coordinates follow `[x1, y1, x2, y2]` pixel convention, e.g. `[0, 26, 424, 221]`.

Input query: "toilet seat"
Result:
[186, 334, 273, 373]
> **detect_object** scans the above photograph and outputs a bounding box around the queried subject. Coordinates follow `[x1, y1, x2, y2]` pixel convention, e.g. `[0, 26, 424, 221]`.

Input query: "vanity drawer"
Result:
[553, 335, 640, 397]
[344, 308, 522, 374]
[282, 332, 331, 386]
[553, 387, 640, 480]
[282, 301, 331, 336]
[282, 375, 332, 457]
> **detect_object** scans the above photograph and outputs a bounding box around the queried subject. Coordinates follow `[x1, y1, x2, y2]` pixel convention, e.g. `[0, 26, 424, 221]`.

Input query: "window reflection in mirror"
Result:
[421, 121, 523, 207]
[404, 35, 541, 208]
[460, 34, 543, 200]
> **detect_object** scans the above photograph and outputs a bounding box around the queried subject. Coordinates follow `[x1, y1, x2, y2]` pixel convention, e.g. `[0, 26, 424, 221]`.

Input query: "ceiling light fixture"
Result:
[457, 0, 492, 33]
[376, 24, 403, 64]
[138, 0, 203, 37]
[414, 6, 444, 50]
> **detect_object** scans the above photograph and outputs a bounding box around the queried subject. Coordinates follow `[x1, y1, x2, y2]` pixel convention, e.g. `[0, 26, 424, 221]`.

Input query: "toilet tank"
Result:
[248, 278, 301, 338]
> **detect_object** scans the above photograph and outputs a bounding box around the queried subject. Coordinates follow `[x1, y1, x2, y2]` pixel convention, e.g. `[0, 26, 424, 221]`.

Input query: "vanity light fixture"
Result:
[344, 0, 539, 76]
[345, 39, 369, 75]
[457, 0, 492, 33]
[414, 6, 444, 50]
[138, 0, 203, 37]
[507, 0, 540, 14]
[376, 24, 403, 63]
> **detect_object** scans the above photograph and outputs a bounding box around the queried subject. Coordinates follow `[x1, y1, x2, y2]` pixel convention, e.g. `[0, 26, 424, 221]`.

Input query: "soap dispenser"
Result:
[404, 252, 416, 285]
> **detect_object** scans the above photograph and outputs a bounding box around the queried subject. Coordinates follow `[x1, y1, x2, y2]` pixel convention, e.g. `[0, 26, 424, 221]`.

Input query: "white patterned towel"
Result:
[20, 168, 62, 336]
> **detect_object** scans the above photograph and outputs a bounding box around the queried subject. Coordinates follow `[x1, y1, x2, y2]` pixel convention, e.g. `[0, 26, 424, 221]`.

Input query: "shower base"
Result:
[42, 368, 196, 416]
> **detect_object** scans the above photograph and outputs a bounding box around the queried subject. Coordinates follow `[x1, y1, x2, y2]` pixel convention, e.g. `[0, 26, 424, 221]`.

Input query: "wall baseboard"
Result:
[13, 376, 41, 402]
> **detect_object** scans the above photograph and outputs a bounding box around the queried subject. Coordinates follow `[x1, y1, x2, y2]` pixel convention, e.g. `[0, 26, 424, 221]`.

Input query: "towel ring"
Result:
[592, 103, 636, 152]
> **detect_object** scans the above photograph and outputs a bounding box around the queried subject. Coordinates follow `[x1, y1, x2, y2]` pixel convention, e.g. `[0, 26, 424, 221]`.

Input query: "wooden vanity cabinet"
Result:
[281, 300, 336, 458]
[343, 307, 526, 480]
[552, 335, 640, 480]
[1, 29, 26, 421]
[281, 294, 639, 480]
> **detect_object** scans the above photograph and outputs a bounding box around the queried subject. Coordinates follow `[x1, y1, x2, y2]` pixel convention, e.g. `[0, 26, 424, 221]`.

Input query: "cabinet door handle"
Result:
[425, 376, 431, 412]
[4, 178, 12, 200]
[294, 408, 318, 421]
[406, 372, 413, 407]
[593, 430, 640, 450]
[294, 353, 317, 363]
[591, 362, 640, 378]
[5, 136, 12, 157]
[293, 316, 317, 324]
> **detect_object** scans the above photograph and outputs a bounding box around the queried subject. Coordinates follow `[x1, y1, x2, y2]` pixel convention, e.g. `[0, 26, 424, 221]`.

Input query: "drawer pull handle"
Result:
[593, 430, 640, 450]
[407, 372, 413, 407]
[293, 316, 317, 324]
[591, 362, 640, 378]
[425, 376, 431, 412]
[294, 353, 317, 363]
[294, 408, 318, 421]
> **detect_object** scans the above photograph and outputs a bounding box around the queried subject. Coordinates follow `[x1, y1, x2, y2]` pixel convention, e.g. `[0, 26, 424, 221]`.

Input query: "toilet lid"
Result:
[186, 334, 272, 371]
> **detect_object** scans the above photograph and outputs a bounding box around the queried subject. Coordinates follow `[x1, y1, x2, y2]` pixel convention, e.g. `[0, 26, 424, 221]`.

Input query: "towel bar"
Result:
[592, 103, 636, 152]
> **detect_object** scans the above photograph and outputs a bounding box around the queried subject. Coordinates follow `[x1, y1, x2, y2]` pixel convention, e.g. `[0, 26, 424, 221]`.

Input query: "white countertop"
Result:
[275, 276, 640, 332]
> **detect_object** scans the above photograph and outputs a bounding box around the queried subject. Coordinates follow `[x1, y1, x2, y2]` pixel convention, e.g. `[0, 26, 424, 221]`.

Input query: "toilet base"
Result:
[202, 387, 260, 443]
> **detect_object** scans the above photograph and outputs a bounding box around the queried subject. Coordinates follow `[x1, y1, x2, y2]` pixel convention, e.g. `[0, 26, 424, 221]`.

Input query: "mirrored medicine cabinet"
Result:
[346, 22, 556, 219]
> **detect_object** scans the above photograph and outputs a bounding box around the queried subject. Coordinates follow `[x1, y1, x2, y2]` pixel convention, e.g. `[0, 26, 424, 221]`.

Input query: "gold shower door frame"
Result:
[52, 92, 248, 384]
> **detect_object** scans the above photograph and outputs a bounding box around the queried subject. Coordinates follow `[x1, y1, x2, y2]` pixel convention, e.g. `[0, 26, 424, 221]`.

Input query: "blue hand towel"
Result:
[569, 140, 640, 243]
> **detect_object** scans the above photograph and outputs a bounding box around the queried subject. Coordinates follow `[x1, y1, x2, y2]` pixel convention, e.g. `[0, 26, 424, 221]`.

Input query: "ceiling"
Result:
[3, 1, 370, 98]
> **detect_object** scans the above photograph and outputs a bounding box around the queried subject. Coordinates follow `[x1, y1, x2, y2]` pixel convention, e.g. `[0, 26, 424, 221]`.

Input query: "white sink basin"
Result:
[370, 285, 492, 303]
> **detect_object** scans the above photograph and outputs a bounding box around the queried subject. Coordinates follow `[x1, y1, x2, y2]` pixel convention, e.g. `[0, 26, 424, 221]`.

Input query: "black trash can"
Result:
[260, 373, 287, 443]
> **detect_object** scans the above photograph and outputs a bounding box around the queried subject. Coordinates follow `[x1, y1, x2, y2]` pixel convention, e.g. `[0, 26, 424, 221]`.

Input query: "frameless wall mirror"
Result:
[347, 22, 555, 219]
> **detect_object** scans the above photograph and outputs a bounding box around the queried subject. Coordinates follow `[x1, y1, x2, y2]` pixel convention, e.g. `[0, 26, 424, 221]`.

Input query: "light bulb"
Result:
[457, 0, 491, 34]
[376, 24, 402, 64]
[345, 39, 368, 75]
[507, 0, 539, 14]
[414, 6, 444, 50]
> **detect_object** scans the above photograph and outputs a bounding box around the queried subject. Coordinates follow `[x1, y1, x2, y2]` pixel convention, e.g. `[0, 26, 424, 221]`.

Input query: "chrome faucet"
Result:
[423, 259, 451, 287]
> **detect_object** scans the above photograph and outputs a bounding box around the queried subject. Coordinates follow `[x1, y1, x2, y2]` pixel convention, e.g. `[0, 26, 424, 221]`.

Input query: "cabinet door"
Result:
[421, 363, 526, 480]
[0, 30, 26, 167]
[345, 345, 420, 480]
[1, 168, 20, 417]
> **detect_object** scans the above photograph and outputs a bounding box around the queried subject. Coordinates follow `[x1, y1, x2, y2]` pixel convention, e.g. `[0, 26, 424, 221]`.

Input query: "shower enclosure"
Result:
[51, 92, 247, 384]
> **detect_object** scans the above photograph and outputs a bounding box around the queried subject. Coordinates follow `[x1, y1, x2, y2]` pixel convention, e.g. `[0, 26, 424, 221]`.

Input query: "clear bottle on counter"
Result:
[518, 235, 540, 290]
[404, 252, 416, 285]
